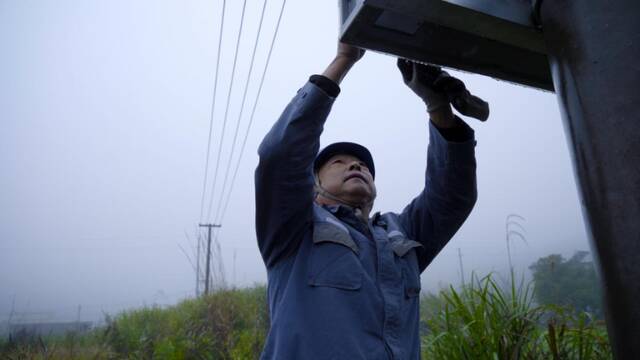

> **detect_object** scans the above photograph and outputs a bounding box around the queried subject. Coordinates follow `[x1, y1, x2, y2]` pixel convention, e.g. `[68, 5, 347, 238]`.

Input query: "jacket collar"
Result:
[324, 204, 353, 216]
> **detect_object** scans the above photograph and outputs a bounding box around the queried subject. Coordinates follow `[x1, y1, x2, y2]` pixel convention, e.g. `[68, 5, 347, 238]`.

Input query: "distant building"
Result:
[9, 321, 93, 338]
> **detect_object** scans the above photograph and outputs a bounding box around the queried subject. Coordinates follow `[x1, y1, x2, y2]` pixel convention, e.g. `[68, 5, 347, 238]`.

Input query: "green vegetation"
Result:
[103, 285, 268, 359]
[421, 273, 542, 358]
[420, 274, 611, 359]
[0, 330, 111, 359]
[529, 251, 603, 317]
[1, 286, 268, 360]
[2, 257, 612, 359]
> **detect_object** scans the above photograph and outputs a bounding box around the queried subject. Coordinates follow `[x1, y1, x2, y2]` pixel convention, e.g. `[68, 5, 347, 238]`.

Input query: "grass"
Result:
[0, 331, 112, 359]
[1, 286, 268, 360]
[2, 277, 612, 359]
[102, 285, 268, 359]
[421, 273, 612, 359]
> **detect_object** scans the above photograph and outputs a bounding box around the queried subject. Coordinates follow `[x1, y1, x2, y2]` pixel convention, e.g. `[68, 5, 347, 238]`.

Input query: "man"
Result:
[255, 42, 486, 359]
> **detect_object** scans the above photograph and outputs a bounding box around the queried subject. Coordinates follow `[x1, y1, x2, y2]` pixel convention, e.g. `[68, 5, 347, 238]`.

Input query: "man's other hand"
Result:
[397, 59, 449, 113]
[321, 42, 365, 85]
[397, 59, 489, 122]
[337, 42, 365, 63]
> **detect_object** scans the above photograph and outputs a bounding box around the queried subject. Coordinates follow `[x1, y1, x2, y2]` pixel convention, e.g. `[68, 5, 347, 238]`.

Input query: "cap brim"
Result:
[314, 142, 375, 179]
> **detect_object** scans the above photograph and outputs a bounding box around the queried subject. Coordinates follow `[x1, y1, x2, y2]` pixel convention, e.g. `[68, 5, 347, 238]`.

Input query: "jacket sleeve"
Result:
[255, 80, 337, 268]
[398, 118, 478, 273]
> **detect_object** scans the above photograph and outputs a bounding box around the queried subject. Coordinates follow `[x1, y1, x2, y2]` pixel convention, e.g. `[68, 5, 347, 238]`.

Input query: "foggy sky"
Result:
[1, 0, 589, 323]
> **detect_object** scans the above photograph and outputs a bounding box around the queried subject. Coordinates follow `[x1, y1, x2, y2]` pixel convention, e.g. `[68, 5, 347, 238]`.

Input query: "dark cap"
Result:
[314, 142, 375, 179]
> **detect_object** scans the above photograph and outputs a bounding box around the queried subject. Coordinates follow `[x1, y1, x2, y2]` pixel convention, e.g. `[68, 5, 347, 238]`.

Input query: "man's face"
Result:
[317, 154, 376, 206]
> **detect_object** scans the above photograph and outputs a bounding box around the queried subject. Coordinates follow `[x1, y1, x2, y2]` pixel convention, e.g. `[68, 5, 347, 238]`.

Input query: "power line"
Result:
[213, 0, 269, 223]
[216, 0, 288, 226]
[198, 0, 288, 288]
[206, 0, 249, 222]
[199, 0, 227, 223]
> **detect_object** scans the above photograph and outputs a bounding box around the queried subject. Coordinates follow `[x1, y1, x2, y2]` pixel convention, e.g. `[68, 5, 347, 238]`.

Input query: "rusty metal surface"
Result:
[540, 1, 640, 358]
[339, 0, 553, 90]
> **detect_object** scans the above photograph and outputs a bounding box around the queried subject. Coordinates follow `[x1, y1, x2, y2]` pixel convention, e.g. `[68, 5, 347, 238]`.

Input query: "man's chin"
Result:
[341, 187, 372, 203]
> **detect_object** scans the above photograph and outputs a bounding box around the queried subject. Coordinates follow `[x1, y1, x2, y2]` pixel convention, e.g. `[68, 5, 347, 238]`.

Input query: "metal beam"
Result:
[540, 1, 640, 358]
[339, 0, 553, 90]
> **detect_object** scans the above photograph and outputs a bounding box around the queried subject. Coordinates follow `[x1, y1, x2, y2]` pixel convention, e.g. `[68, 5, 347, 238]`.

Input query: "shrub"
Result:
[102, 285, 268, 359]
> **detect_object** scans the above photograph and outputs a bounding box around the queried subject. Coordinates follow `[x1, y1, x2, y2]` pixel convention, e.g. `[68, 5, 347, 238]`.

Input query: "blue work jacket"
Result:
[255, 79, 477, 359]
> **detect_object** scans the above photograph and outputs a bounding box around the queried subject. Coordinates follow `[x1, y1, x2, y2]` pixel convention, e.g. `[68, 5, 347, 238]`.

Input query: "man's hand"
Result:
[397, 59, 449, 112]
[398, 59, 456, 127]
[397, 59, 489, 124]
[322, 42, 365, 85]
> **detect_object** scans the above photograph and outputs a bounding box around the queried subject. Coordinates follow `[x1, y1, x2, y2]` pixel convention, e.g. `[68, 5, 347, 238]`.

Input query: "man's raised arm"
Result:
[255, 43, 364, 268]
[396, 60, 485, 272]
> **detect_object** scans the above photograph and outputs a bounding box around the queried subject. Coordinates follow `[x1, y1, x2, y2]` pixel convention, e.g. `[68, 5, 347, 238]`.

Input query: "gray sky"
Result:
[1, 0, 589, 323]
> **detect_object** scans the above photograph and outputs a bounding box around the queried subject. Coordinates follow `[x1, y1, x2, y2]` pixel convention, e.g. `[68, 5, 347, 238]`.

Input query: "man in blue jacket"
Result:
[255, 43, 486, 359]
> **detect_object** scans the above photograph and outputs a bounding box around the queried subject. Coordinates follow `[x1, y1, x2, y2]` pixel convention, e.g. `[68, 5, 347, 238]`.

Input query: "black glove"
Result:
[397, 59, 489, 122]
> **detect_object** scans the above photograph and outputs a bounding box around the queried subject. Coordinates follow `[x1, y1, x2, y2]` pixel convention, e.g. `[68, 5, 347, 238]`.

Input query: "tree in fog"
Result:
[529, 251, 603, 317]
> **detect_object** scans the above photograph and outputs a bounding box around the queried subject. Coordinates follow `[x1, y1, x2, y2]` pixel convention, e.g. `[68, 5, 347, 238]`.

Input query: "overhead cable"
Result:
[213, 0, 269, 223]
[206, 0, 249, 222]
[199, 0, 227, 223]
[216, 0, 288, 226]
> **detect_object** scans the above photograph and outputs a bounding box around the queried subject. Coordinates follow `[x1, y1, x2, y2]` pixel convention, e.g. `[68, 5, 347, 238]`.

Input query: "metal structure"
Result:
[539, 2, 640, 358]
[339, 0, 553, 90]
[340, 0, 640, 358]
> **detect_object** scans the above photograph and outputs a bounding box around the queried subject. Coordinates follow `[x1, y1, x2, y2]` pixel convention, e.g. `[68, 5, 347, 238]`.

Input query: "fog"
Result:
[1, 0, 588, 323]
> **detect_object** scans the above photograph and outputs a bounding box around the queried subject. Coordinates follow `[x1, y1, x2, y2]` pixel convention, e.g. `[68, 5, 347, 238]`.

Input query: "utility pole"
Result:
[457, 248, 465, 286]
[8, 295, 15, 329]
[233, 248, 237, 288]
[199, 223, 221, 295]
[196, 230, 201, 297]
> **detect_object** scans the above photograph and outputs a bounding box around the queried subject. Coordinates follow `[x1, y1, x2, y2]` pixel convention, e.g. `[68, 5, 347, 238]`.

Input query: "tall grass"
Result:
[544, 308, 611, 360]
[103, 285, 268, 359]
[422, 273, 543, 359]
[0, 330, 112, 359]
[2, 279, 611, 359]
[1, 286, 268, 360]
[421, 273, 612, 359]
